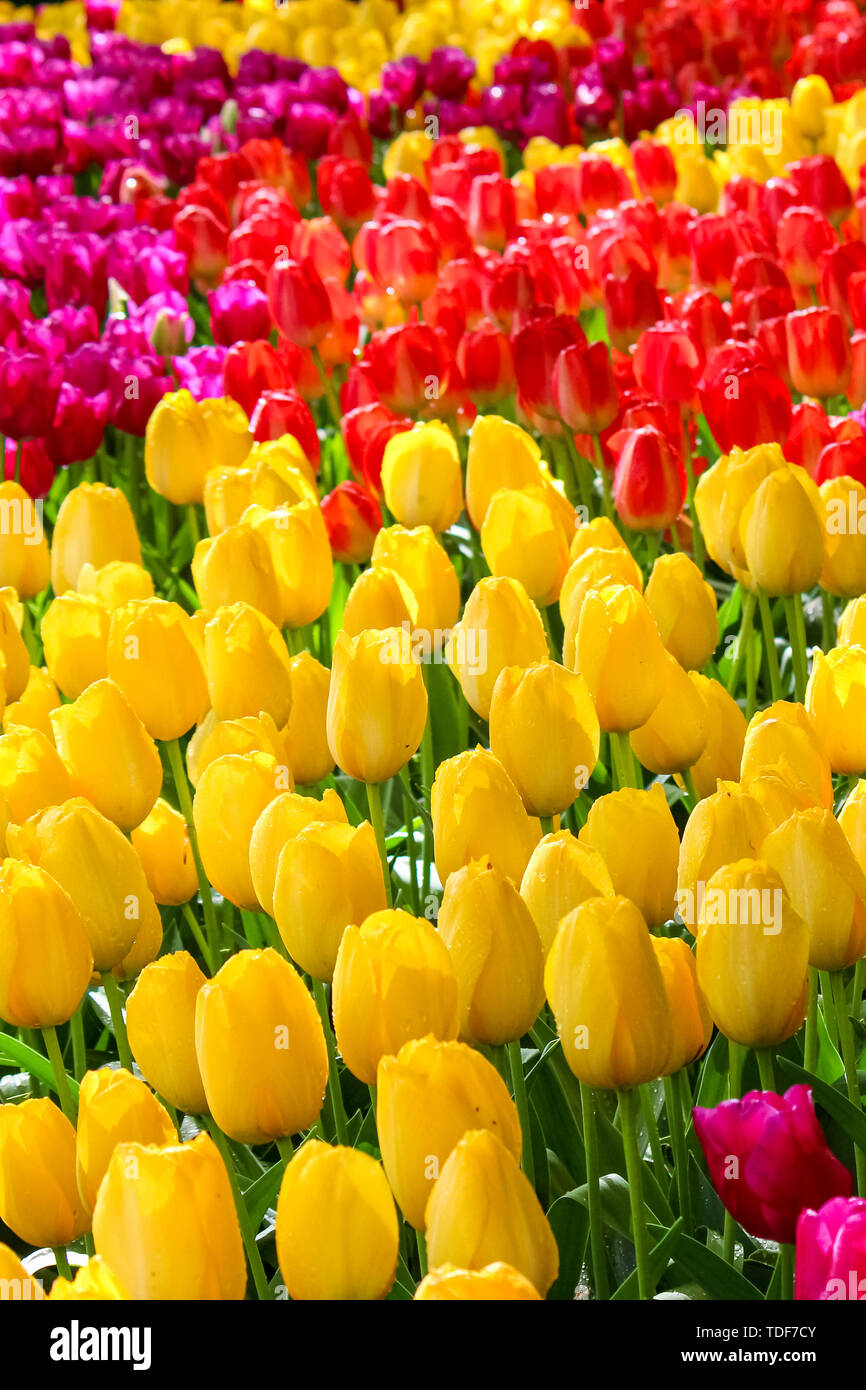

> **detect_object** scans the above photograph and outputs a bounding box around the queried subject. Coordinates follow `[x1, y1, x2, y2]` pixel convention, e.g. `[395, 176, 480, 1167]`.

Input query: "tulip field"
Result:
[4, 0, 866, 1324]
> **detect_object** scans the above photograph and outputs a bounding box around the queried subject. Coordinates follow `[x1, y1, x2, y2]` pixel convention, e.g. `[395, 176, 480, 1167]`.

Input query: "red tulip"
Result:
[341, 402, 413, 493]
[788, 155, 853, 227]
[819, 243, 866, 330]
[371, 219, 439, 305]
[574, 156, 633, 216]
[267, 257, 333, 350]
[700, 360, 792, 452]
[466, 173, 517, 251]
[796, 1197, 866, 1301]
[382, 174, 431, 222]
[553, 340, 619, 434]
[678, 289, 730, 360]
[172, 204, 229, 289]
[223, 341, 292, 419]
[689, 215, 748, 299]
[784, 400, 834, 475]
[612, 424, 686, 530]
[249, 389, 320, 468]
[0, 350, 62, 441]
[631, 139, 677, 204]
[513, 312, 586, 420]
[321, 481, 382, 563]
[364, 323, 450, 415]
[693, 1086, 851, 1245]
[786, 307, 852, 398]
[731, 253, 791, 296]
[457, 322, 515, 406]
[317, 155, 377, 231]
[603, 269, 662, 353]
[43, 384, 109, 467]
[814, 437, 866, 488]
[633, 322, 702, 405]
[291, 216, 352, 286]
[777, 206, 836, 287]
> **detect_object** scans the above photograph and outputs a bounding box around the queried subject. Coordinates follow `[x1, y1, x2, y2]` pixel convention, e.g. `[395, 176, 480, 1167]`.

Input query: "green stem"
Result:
[756, 1048, 776, 1091]
[580, 1082, 610, 1299]
[681, 765, 699, 811]
[539, 814, 555, 837]
[779, 1243, 795, 1301]
[537, 603, 558, 660]
[313, 978, 348, 1146]
[167, 738, 221, 969]
[70, 1008, 86, 1082]
[41, 1027, 76, 1123]
[820, 970, 839, 1049]
[416, 1228, 428, 1279]
[593, 434, 614, 521]
[619, 1087, 655, 1299]
[832, 970, 866, 1195]
[821, 589, 836, 652]
[804, 969, 819, 1074]
[187, 503, 200, 547]
[366, 780, 393, 908]
[398, 771, 420, 914]
[783, 593, 809, 703]
[277, 1137, 294, 1166]
[101, 972, 133, 1072]
[757, 589, 782, 701]
[724, 1041, 746, 1262]
[640, 1084, 666, 1178]
[53, 1247, 72, 1282]
[205, 1116, 271, 1301]
[506, 1038, 535, 1189]
[665, 1074, 693, 1235]
[181, 902, 216, 974]
[610, 730, 639, 790]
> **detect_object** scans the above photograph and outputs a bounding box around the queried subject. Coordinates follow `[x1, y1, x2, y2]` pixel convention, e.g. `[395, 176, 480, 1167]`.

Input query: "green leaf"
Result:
[0, 1032, 79, 1103]
[694, 1032, 730, 1109]
[776, 1055, 866, 1152]
[243, 1160, 286, 1231]
[814, 1005, 845, 1085]
[670, 1232, 764, 1301]
[546, 1191, 589, 1301]
[611, 1219, 684, 1301]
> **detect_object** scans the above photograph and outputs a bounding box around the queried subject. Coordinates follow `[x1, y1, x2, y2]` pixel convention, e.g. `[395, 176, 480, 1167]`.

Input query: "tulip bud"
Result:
[580, 783, 679, 927]
[0, 480, 49, 598]
[806, 646, 866, 774]
[740, 702, 833, 812]
[465, 416, 545, 530]
[762, 808, 866, 971]
[145, 391, 251, 505]
[446, 577, 548, 722]
[645, 553, 718, 670]
[107, 599, 209, 742]
[381, 422, 464, 533]
[438, 860, 545, 1045]
[42, 593, 110, 700]
[50, 678, 162, 833]
[425, 1130, 559, 1296]
[791, 75, 833, 139]
[652, 937, 713, 1075]
[275, 1141, 399, 1301]
[630, 650, 709, 775]
[186, 710, 285, 787]
[3, 665, 60, 742]
[695, 442, 787, 582]
[195, 948, 327, 1143]
[49, 1257, 130, 1302]
[560, 546, 644, 670]
[193, 751, 283, 910]
[489, 661, 600, 817]
[92, 1132, 246, 1299]
[246, 501, 334, 630]
[613, 425, 686, 532]
[0, 860, 93, 1028]
[268, 257, 332, 347]
[432, 748, 542, 888]
[342, 566, 418, 637]
[76, 561, 155, 612]
[203, 602, 292, 728]
[821, 478, 866, 597]
[126, 952, 208, 1115]
[326, 628, 428, 785]
[740, 466, 824, 596]
[0, 1099, 89, 1248]
[786, 307, 851, 399]
[371, 525, 460, 640]
[50, 483, 141, 596]
[377, 1036, 522, 1229]
[333, 908, 459, 1083]
[0, 601, 29, 704]
[687, 673, 748, 800]
[481, 485, 571, 607]
[272, 820, 387, 981]
[192, 522, 283, 626]
[519, 831, 614, 959]
[321, 482, 381, 564]
[249, 788, 347, 918]
[553, 341, 619, 435]
[546, 895, 674, 1088]
[696, 859, 810, 1047]
[0, 726, 72, 826]
[415, 1261, 541, 1300]
[75, 1068, 176, 1214]
[677, 783, 772, 917]
[574, 584, 666, 733]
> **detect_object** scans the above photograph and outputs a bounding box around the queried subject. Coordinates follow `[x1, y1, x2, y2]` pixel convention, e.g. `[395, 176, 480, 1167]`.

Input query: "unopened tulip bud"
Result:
[0, 860, 93, 1028]
[630, 650, 709, 775]
[75, 1068, 175, 1214]
[446, 577, 548, 721]
[42, 593, 110, 700]
[203, 602, 292, 728]
[652, 937, 713, 1075]
[126, 952, 208, 1115]
[381, 422, 464, 533]
[0, 1099, 89, 1248]
[326, 628, 428, 784]
[51, 483, 141, 596]
[489, 661, 600, 817]
[107, 599, 209, 742]
[249, 788, 347, 919]
[193, 751, 283, 910]
[763, 808, 866, 971]
[806, 647, 866, 774]
[645, 553, 718, 670]
[50, 678, 162, 833]
[575, 584, 667, 733]
[580, 782, 679, 927]
[432, 748, 542, 887]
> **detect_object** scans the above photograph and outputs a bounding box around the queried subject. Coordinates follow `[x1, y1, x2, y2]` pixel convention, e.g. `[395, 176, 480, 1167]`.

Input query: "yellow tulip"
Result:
[107, 598, 209, 742]
[130, 798, 198, 907]
[762, 808, 866, 970]
[50, 678, 162, 832]
[0, 1099, 89, 1247]
[580, 783, 679, 927]
[519, 830, 614, 959]
[283, 651, 333, 785]
[446, 576, 548, 720]
[0, 860, 93, 1028]
[42, 593, 109, 700]
[652, 936, 713, 1075]
[203, 601, 292, 727]
[432, 747, 541, 887]
[574, 584, 666, 732]
[126, 952, 208, 1115]
[193, 751, 283, 910]
[489, 661, 600, 817]
[414, 1261, 541, 1300]
[249, 787, 347, 918]
[326, 628, 428, 784]
[644, 552, 718, 670]
[75, 1068, 176, 1213]
[381, 421, 463, 532]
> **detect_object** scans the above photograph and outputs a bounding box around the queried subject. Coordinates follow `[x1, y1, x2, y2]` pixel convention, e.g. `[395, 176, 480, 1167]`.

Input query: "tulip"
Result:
[821, 478, 866, 597]
[186, 712, 285, 787]
[791, 75, 833, 139]
[546, 895, 673, 1089]
[432, 748, 541, 888]
[377, 1036, 522, 1230]
[0, 860, 93, 1029]
[437, 860, 544, 1047]
[481, 486, 571, 607]
[0, 1243, 44, 1300]
[0, 480, 49, 598]
[415, 1262, 541, 1300]
[249, 788, 347, 919]
[3, 666, 60, 743]
[0, 1099, 89, 1248]
[553, 341, 619, 435]
[682, 674, 747, 801]
[786, 308, 851, 399]
[276, 1142, 399, 1301]
[580, 783, 679, 928]
[145, 390, 250, 505]
[203, 602, 292, 728]
[519, 831, 614, 960]
[695, 443, 787, 582]
[795, 1196, 866, 1300]
[806, 647, 866, 774]
[268, 257, 332, 348]
[342, 566, 418, 638]
[371, 525, 460, 640]
[458, 322, 516, 407]
[425, 1130, 559, 1296]
[50, 483, 141, 596]
[107, 599, 209, 743]
[740, 466, 824, 596]
[77, 560, 155, 612]
[272, 820, 387, 981]
[694, 1086, 851, 1245]
[740, 703, 833, 813]
[282, 651, 333, 786]
[653, 937, 713, 1075]
[321, 482, 381, 564]
[195, 948, 328, 1144]
[762, 809, 866, 972]
[559, 546, 644, 670]
[381, 422, 463, 534]
[49, 1257, 130, 1302]
[645, 553, 718, 670]
[125, 953, 208, 1116]
[489, 661, 599, 818]
[677, 784, 772, 914]
[0, 601, 29, 705]
[41, 593, 110, 701]
[75, 1068, 176, 1214]
[0, 727, 72, 827]
[8, 794, 161, 973]
[333, 906, 459, 1084]
[446, 577, 548, 722]
[696, 859, 810, 1047]
[326, 628, 428, 785]
[193, 751, 282, 911]
[92, 1132, 246, 1299]
[612, 425, 687, 533]
[465, 416, 545, 529]
[130, 800, 198, 908]
[574, 584, 667, 733]
[192, 522, 283, 627]
[247, 502, 334, 631]
[629, 650, 709, 776]
[632, 138, 677, 203]
[50, 678, 162, 833]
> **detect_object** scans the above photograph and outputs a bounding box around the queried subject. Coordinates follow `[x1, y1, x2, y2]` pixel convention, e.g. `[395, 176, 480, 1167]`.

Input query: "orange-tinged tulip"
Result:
[0, 1099, 89, 1247]
[75, 1068, 176, 1214]
[126, 952, 208, 1115]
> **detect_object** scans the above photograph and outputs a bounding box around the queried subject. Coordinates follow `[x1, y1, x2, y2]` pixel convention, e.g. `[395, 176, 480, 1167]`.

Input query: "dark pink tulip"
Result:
[796, 1197, 866, 1301]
